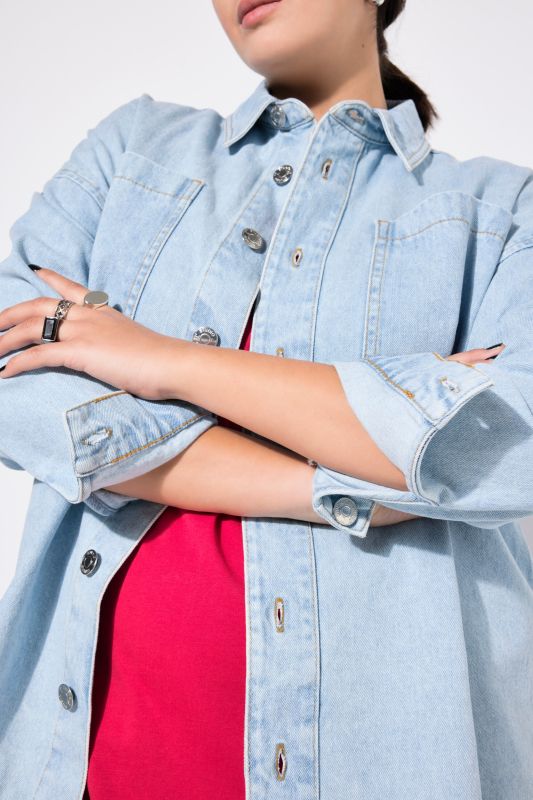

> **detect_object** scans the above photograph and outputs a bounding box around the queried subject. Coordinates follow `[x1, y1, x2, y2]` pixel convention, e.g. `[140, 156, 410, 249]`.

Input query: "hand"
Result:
[0, 266, 179, 401]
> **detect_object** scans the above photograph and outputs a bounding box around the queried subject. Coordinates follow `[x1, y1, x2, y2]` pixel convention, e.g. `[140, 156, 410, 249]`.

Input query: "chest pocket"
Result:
[88, 150, 205, 320]
[362, 190, 513, 358]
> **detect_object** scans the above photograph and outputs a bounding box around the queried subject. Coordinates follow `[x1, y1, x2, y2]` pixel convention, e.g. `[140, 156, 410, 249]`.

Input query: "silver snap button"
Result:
[58, 683, 76, 711]
[269, 103, 286, 128]
[241, 227, 266, 251]
[273, 164, 293, 185]
[192, 326, 220, 346]
[332, 496, 358, 526]
[80, 549, 100, 576]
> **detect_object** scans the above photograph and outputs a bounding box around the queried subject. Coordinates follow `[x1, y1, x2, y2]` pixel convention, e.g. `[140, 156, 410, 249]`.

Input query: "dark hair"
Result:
[376, 0, 438, 132]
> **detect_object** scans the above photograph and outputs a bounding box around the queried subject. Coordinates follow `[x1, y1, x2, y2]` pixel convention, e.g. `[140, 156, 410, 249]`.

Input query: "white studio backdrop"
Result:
[1, 0, 532, 597]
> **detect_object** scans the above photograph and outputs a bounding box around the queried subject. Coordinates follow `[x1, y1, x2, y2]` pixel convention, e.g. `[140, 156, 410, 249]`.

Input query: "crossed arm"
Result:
[101, 341, 440, 527]
[3, 97, 527, 533]
[104, 333, 505, 527]
[105, 423, 415, 528]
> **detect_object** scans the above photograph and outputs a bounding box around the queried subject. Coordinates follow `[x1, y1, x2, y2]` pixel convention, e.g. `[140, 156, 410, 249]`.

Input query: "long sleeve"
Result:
[0, 95, 217, 516]
[312, 178, 533, 537]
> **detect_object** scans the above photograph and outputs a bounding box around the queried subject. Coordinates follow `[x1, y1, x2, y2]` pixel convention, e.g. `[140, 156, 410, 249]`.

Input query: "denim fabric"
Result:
[0, 78, 532, 799]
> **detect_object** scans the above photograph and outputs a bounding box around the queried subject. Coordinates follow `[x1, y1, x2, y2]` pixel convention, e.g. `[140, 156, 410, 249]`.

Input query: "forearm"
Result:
[166, 340, 409, 492]
[104, 424, 326, 523]
[104, 425, 419, 528]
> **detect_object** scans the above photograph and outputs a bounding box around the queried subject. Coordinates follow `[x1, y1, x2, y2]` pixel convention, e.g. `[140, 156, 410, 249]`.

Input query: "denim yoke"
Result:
[1, 77, 533, 799]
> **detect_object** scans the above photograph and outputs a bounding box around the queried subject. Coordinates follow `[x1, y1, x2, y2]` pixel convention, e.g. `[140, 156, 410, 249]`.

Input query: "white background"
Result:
[1, 0, 532, 598]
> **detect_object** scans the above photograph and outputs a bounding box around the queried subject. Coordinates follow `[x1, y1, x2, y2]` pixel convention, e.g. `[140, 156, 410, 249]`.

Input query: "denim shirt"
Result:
[1, 77, 532, 799]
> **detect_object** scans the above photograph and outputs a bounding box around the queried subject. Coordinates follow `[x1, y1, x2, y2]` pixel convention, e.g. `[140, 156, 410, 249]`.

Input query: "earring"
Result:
[373, 0, 385, 5]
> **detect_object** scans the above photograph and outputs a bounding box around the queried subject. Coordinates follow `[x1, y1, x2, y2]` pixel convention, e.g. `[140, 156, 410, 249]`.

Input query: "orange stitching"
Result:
[90, 391, 128, 405]
[376, 216, 507, 242]
[113, 175, 204, 198]
[95, 413, 211, 468]
[364, 356, 415, 398]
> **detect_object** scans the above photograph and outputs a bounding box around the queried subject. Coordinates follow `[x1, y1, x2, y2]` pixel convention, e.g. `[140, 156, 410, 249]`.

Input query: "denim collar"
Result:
[223, 76, 431, 173]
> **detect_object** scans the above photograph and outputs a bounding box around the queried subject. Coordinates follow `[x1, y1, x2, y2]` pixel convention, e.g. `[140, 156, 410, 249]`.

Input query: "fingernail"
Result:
[0, 365, 5, 372]
[487, 342, 503, 349]
[28, 264, 42, 271]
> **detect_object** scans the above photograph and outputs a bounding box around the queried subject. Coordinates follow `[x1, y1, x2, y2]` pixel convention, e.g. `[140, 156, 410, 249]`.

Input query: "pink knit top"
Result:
[86, 312, 253, 799]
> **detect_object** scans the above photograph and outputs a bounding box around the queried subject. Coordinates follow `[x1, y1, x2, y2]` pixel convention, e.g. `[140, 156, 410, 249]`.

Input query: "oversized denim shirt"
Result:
[1, 77, 532, 800]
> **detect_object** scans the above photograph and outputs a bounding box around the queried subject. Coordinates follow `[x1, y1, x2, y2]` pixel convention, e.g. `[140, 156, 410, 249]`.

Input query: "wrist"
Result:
[285, 461, 325, 524]
[159, 336, 194, 400]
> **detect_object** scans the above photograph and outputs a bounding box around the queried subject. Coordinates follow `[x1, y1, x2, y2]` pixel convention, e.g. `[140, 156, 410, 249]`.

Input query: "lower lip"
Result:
[240, 0, 282, 28]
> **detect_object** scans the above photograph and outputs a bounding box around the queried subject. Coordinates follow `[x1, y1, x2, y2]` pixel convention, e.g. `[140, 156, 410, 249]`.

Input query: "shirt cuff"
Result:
[64, 390, 218, 516]
[311, 351, 495, 535]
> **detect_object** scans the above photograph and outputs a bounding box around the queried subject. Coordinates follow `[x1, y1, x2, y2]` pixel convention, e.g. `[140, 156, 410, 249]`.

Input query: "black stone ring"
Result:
[41, 299, 76, 343]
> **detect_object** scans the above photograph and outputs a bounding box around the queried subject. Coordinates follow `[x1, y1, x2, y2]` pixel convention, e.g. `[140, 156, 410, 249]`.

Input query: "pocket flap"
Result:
[114, 150, 205, 198]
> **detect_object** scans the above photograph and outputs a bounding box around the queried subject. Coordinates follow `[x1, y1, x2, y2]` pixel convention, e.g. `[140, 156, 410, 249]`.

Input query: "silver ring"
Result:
[41, 299, 76, 343]
[83, 290, 109, 310]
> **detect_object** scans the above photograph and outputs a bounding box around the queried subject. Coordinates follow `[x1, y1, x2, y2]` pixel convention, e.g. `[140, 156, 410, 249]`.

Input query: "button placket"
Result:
[233, 108, 330, 795]
[184, 163, 279, 361]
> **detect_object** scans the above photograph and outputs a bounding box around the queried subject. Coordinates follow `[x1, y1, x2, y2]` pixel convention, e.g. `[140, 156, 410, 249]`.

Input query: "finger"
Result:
[0, 296, 83, 334]
[446, 344, 505, 363]
[463, 345, 505, 359]
[0, 341, 72, 379]
[27, 266, 89, 304]
[0, 313, 74, 358]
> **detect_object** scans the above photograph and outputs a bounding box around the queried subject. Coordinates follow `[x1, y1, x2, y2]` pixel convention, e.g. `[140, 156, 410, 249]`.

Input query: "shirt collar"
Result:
[223, 77, 431, 173]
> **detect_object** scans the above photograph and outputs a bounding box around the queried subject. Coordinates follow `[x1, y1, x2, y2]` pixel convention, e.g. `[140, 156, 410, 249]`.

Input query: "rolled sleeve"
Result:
[313, 170, 533, 537]
[64, 390, 217, 515]
[312, 351, 498, 535]
[0, 93, 218, 516]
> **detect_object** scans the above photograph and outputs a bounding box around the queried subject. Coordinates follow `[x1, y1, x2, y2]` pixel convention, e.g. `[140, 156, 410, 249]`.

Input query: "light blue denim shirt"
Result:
[1, 77, 532, 799]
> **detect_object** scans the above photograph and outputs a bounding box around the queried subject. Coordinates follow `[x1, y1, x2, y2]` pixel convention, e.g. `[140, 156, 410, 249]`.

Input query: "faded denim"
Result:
[0, 77, 532, 799]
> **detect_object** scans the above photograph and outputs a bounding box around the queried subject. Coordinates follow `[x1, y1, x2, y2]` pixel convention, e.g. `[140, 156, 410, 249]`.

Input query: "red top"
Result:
[86, 312, 253, 799]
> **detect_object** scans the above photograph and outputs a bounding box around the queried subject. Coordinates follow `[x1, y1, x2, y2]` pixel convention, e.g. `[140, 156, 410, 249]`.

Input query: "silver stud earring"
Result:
[373, 0, 385, 5]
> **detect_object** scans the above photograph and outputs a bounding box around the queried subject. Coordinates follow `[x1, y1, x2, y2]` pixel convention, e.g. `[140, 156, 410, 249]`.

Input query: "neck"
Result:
[265, 63, 386, 122]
